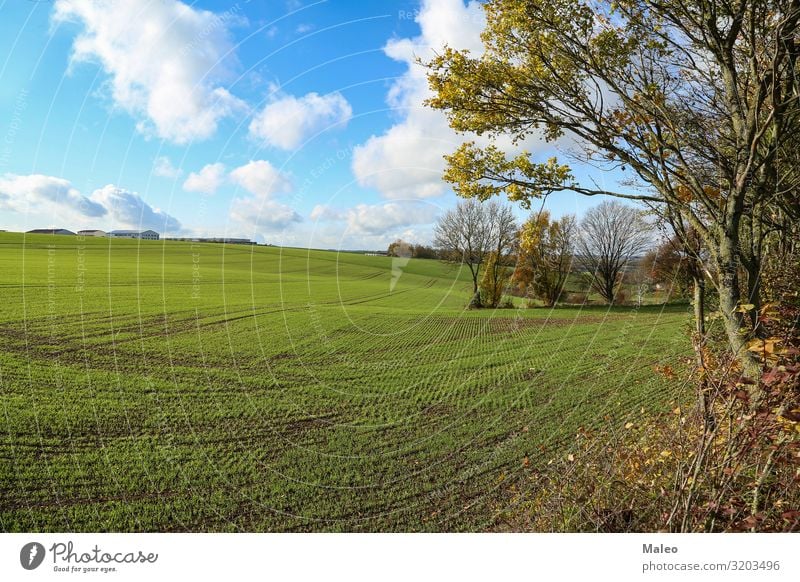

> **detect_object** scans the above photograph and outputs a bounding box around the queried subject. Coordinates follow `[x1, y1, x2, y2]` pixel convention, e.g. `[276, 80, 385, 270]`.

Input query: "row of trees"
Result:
[431, 198, 654, 308]
[424, 0, 800, 378]
[386, 240, 439, 260]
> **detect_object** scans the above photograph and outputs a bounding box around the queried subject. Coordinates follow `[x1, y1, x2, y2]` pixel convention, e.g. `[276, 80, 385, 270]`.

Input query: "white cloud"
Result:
[230, 197, 302, 232]
[0, 173, 106, 217]
[153, 156, 182, 178]
[351, 0, 486, 199]
[345, 201, 439, 235]
[229, 160, 292, 197]
[297, 204, 439, 251]
[352, 120, 456, 199]
[53, 0, 247, 144]
[249, 92, 352, 150]
[309, 204, 344, 222]
[308, 201, 439, 239]
[228, 160, 299, 233]
[0, 174, 183, 233]
[182, 162, 226, 194]
[90, 184, 182, 233]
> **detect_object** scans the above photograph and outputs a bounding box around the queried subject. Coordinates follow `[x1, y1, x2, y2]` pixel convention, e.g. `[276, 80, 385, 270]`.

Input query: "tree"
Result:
[434, 198, 516, 307]
[625, 261, 653, 307]
[425, 0, 800, 376]
[481, 202, 517, 307]
[412, 244, 438, 259]
[513, 211, 577, 306]
[387, 239, 413, 258]
[640, 230, 706, 300]
[479, 252, 511, 307]
[576, 201, 650, 304]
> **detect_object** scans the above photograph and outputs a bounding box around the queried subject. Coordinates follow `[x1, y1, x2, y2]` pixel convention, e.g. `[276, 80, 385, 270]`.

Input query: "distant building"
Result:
[27, 228, 75, 236]
[108, 229, 159, 240]
[364, 251, 388, 256]
[77, 229, 107, 237]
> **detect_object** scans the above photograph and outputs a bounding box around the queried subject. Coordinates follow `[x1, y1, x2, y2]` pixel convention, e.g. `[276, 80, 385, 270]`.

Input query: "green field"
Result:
[0, 232, 689, 531]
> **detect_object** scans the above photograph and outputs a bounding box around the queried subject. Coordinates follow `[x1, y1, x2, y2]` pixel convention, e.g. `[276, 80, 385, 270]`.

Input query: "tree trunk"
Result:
[692, 274, 714, 429]
[717, 237, 761, 380]
[468, 263, 482, 308]
[470, 279, 482, 308]
[693, 275, 705, 338]
[742, 256, 763, 333]
[603, 276, 616, 305]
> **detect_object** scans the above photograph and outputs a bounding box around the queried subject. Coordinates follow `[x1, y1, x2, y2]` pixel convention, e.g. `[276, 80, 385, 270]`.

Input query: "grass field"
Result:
[0, 231, 690, 531]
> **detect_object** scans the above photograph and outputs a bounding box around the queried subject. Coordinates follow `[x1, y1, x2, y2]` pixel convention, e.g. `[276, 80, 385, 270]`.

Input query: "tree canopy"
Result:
[513, 210, 577, 306]
[426, 0, 800, 375]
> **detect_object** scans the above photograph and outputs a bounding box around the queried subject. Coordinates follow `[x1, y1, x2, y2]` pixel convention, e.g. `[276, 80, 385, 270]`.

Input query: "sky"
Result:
[0, 0, 615, 249]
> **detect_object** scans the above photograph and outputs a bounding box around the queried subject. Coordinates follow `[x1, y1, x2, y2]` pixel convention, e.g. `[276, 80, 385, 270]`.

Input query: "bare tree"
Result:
[481, 202, 518, 306]
[577, 201, 650, 304]
[434, 198, 516, 307]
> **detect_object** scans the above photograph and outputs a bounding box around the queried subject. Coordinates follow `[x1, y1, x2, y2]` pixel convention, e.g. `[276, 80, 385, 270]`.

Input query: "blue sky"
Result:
[0, 0, 610, 249]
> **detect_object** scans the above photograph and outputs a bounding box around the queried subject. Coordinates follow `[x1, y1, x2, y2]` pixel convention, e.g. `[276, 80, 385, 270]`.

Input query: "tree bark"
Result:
[742, 256, 763, 333]
[716, 235, 761, 380]
[692, 273, 714, 429]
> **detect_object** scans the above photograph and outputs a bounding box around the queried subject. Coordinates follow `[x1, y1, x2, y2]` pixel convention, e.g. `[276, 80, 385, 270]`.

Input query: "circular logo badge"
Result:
[20, 542, 46, 570]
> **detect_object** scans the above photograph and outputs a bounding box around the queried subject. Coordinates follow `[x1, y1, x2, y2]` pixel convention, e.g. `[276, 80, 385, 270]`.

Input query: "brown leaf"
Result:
[781, 510, 800, 520]
[781, 409, 800, 423]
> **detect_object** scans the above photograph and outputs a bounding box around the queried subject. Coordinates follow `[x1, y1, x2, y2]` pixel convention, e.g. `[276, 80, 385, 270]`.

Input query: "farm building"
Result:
[108, 229, 160, 240]
[77, 229, 107, 237]
[26, 228, 75, 236]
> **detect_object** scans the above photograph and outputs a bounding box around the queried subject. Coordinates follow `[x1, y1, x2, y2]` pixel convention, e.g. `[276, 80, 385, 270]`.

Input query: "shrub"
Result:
[494, 300, 800, 532]
[479, 252, 511, 308]
[563, 292, 588, 304]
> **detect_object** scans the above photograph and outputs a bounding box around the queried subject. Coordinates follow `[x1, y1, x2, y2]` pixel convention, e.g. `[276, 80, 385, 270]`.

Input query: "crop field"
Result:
[0, 232, 689, 531]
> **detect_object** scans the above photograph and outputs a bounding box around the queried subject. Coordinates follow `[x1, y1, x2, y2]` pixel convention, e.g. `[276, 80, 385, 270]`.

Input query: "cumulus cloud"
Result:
[299, 202, 439, 252]
[53, 0, 246, 144]
[345, 201, 439, 235]
[229, 160, 292, 197]
[90, 184, 182, 233]
[352, 121, 456, 199]
[351, 0, 548, 201]
[0, 174, 183, 233]
[153, 156, 182, 178]
[228, 160, 300, 233]
[309, 204, 344, 222]
[351, 0, 486, 199]
[182, 162, 226, 194]
[308, 201, 438, 237]
[230, 197, 302, 231]
[249, 92, 352, 150]
[0, 173, 106, 217]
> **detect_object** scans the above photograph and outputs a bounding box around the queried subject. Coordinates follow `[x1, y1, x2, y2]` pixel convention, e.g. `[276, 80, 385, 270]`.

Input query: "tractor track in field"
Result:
[0, 233, 694, 532]
[0, 286, 432, 361]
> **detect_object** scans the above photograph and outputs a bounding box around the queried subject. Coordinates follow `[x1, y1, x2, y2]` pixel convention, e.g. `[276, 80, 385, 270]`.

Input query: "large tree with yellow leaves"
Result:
[426, 0, 800, 377]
